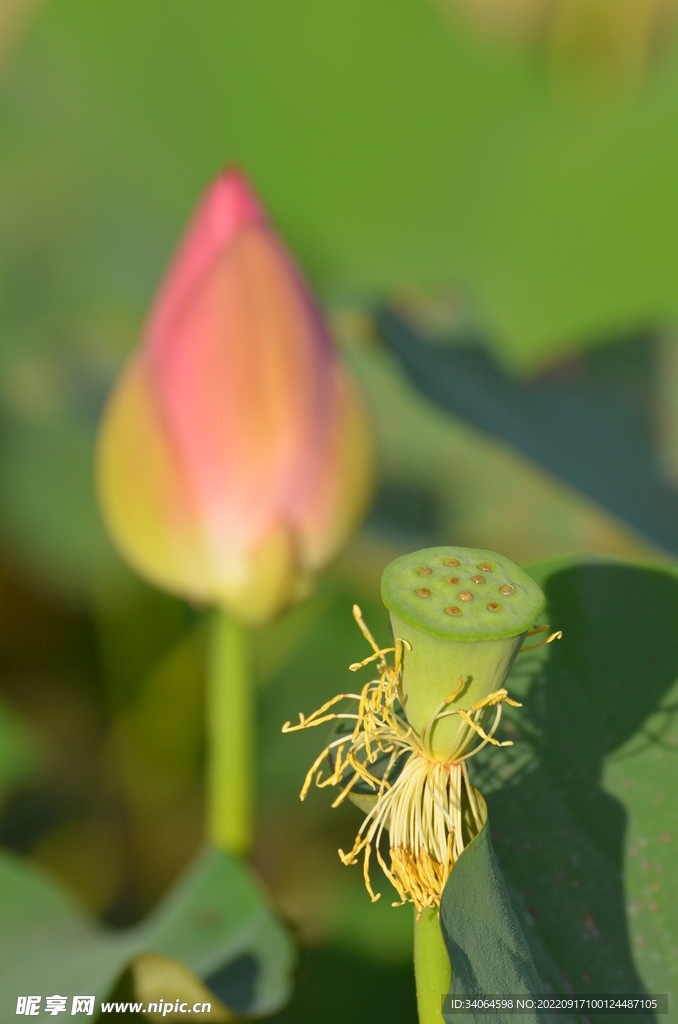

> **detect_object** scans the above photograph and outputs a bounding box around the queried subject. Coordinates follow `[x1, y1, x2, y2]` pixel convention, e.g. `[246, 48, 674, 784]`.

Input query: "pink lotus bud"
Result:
[96, 170, 374, 622]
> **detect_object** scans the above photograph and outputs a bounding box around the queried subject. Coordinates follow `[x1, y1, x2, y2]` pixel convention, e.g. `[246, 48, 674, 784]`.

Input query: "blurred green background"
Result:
[0, 1, 677, 1021]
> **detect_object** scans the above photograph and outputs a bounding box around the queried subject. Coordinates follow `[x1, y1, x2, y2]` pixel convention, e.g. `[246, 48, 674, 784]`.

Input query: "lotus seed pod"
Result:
[285, 552, 551, 912]
[381, 546, 545, 758]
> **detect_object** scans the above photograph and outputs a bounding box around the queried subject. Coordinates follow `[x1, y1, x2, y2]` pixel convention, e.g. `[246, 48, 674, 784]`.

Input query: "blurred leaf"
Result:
[467, 555, 678, 1012]
[0, 844, 294, 1018]
[439, 815, 553, 1023]
[342, 338, 658, 568]
[5, 1, 678, 366]
[376, 311, 678, 557]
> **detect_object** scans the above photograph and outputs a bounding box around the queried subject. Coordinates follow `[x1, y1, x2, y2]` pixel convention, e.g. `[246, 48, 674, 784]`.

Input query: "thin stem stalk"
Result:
[414, 908, 451, 1024]
[207, 609, 253, 856]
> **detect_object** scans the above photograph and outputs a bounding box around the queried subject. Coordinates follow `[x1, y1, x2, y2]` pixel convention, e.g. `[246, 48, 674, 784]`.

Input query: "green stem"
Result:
[414, 908, 452, 1024]
[207, 609, 253, 856]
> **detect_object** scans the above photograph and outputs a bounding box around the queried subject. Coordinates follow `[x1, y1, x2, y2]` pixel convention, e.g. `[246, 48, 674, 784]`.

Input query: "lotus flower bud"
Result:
[96, 170, 374, 623]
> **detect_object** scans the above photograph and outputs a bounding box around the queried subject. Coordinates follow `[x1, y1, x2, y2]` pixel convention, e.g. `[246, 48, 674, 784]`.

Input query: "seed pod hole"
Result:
[381, 547, 546, 641]
[500, 584, 515, 596]
[487, 602, 501, 612]
[445, 606, 462, 616]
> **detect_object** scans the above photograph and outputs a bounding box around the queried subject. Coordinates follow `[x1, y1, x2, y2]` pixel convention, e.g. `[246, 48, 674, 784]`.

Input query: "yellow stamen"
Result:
[282, 610, 528, 911]
[352, 604, 384, 657]
[519, 626, 563, 653]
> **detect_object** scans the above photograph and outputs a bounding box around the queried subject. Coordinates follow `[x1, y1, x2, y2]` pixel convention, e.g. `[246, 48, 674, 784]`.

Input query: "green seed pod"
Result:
[381, 546, 545, 759]
[285, 545, 556, 914]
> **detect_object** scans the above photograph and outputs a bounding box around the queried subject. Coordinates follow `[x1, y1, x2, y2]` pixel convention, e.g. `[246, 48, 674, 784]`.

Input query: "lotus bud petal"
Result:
[96, 170, 374, 622]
